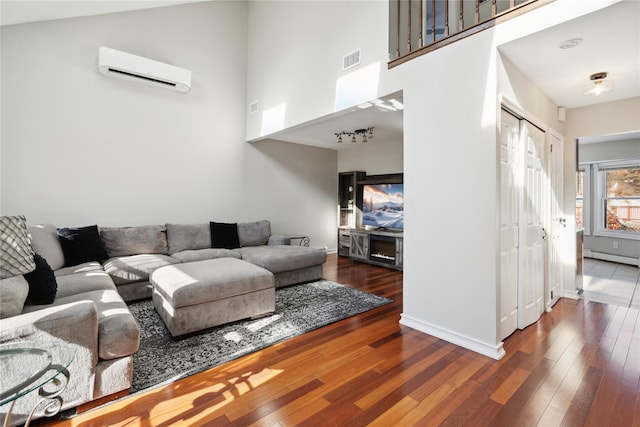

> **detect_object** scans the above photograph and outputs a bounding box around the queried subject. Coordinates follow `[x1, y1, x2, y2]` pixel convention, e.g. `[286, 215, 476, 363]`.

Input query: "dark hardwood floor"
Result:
[42, 254, 639, 426]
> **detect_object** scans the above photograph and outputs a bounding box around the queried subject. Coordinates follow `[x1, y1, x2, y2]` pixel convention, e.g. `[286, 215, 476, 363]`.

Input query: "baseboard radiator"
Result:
[584, 249, 640, 267]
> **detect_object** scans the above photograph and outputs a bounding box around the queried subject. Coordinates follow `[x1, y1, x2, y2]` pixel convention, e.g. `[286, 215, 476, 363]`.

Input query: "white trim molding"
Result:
[562, 289, 581, 300]
[584, 249, 640, 267]
[399, 314, 506, 360]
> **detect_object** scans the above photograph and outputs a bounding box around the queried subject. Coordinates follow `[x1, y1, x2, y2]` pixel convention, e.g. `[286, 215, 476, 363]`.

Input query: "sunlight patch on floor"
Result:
[148, 367, 284, 424]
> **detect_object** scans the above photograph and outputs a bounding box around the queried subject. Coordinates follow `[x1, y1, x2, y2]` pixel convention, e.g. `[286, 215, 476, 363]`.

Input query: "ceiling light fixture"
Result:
[583, 71, 614, 96]
[335, 127, 374, 144]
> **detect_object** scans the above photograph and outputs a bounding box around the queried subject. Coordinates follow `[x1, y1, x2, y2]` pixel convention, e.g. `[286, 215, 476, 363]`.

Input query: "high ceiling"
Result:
[499, 0, 639, 111]
[0, 1, 208, 26]
[2, 0, 638, 150]
[273, 0, 639, 150]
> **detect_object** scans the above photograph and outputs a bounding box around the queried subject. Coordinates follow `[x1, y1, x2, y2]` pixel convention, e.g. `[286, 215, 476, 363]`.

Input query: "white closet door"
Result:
[518, 121, 547, 329]
[499, 110, 520, 340]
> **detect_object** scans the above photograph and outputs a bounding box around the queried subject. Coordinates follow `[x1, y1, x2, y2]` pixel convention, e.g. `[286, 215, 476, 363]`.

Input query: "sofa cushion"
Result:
[151, 258, 274, 309]
[170, 248, 241, 263]
[237, 220, 271, 247]
[100, 225, 169, 257]
[103, 254, 180, 285]
[54, 269, 116, 299]
[28, 223, 65, 271]
[165, 223, 210, 254]
[0, 275, 29, 318]
[55, 261, 104, 277]
[23, 253, 57, 305]
[22, 289, 140, 360]
[58, 225, 108, 267]
[236, 245, 327, 274]
[210, 222, 240, 249]
[0, 215, 36, 279]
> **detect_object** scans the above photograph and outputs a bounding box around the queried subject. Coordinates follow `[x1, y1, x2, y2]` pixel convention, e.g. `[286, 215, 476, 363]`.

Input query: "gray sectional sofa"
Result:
[0, 218, 325, 425]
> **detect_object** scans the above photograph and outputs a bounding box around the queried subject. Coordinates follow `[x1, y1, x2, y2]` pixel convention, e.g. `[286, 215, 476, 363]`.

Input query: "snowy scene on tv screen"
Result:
[362, 184, 404, 229]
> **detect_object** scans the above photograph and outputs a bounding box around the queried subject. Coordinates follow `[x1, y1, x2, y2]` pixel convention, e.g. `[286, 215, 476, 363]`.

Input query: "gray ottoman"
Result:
[150, 257, 275, 337]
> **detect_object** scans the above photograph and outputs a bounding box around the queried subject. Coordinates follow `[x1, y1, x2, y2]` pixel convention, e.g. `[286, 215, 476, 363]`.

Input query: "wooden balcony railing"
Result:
[388, 0, 552, 68]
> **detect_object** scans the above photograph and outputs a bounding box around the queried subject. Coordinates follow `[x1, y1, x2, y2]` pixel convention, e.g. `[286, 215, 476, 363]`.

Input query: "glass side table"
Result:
[0, 342, 73, 427]
[287, 235, 310, 247]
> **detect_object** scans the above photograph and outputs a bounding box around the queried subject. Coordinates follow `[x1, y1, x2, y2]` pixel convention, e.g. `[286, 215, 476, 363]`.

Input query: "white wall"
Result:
[247, 0, 398, 140]
[245, 0, 625, 358]
[0, 2, 338, 249]
[338, 139, 403, 175]
[400, 31, 504, 356]
[566, 98, 640, 141]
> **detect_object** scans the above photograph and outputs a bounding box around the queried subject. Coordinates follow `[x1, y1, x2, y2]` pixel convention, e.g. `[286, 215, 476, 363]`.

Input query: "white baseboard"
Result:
[584, 250, 640, 267]
[562, 289, 581, 300]
[399, 314, 506, 360]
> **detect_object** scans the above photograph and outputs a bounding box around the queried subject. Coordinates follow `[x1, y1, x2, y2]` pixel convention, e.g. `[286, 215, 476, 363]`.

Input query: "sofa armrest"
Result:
[0, 301, 99, 424]
[0, 301, 100, 367]
[268, 235, 292, 246]
[268, 235, 310, 246]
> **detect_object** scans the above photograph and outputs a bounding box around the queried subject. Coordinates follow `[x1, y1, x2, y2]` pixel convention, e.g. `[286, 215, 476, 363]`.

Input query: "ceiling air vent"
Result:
[342, 49, 361, 71]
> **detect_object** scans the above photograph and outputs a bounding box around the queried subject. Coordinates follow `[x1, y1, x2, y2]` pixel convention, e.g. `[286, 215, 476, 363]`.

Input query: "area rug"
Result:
[128, 280, 391, 394]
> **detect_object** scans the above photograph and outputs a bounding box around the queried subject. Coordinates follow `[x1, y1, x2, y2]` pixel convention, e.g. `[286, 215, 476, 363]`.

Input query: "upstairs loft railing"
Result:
[389, 0, 552, 68]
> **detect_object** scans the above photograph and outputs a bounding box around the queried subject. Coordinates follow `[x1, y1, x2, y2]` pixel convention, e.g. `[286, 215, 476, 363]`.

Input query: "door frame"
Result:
[546, 129, 565, 310]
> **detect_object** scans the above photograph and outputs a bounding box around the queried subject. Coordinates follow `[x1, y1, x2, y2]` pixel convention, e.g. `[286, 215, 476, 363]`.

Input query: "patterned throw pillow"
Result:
[0, 215, 36, 279]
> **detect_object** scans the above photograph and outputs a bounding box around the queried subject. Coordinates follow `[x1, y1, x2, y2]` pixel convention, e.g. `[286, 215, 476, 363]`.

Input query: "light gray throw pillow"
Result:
[165, 223, 210, 255]
[237, 220, 271, 247]
[0, 215, 36, 279]
[100, 225, 169, 257]
[28, 223, 65, 271]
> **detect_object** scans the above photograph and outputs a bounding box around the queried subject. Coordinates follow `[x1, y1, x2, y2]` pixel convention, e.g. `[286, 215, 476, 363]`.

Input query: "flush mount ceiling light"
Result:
[335, 127, 374, 143]
[559, 38, 583, 49]
[583, 71, 614, 96]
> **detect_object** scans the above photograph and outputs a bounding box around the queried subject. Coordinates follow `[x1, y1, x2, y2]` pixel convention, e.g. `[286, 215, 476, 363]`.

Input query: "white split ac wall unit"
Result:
[98, 47, 191, 93]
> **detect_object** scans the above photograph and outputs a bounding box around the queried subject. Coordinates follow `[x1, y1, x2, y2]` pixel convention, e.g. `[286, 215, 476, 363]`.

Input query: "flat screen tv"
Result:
[362, 183, 404, 230]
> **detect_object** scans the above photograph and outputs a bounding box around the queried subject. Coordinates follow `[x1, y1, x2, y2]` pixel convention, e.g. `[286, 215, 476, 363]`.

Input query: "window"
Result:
[594, 161, 640, 238]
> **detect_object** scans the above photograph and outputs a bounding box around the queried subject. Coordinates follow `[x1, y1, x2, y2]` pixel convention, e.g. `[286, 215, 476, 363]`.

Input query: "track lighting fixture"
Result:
[335, 127, 374, 144]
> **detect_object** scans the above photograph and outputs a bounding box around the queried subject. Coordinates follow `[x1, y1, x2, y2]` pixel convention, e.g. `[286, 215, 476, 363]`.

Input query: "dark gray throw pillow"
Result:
[24, 253, 57, 305]
[58, 225, 108, 267]
[210, 222, 240, 249]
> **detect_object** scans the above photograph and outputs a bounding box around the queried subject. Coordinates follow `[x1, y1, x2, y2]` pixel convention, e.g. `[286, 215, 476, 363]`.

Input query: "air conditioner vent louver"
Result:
[107, 68, 177, 87]
[98, 47, 191, 93]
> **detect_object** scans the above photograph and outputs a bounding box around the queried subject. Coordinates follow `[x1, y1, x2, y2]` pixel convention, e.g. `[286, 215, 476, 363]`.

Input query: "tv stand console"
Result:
[347, 228, 403, 271]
